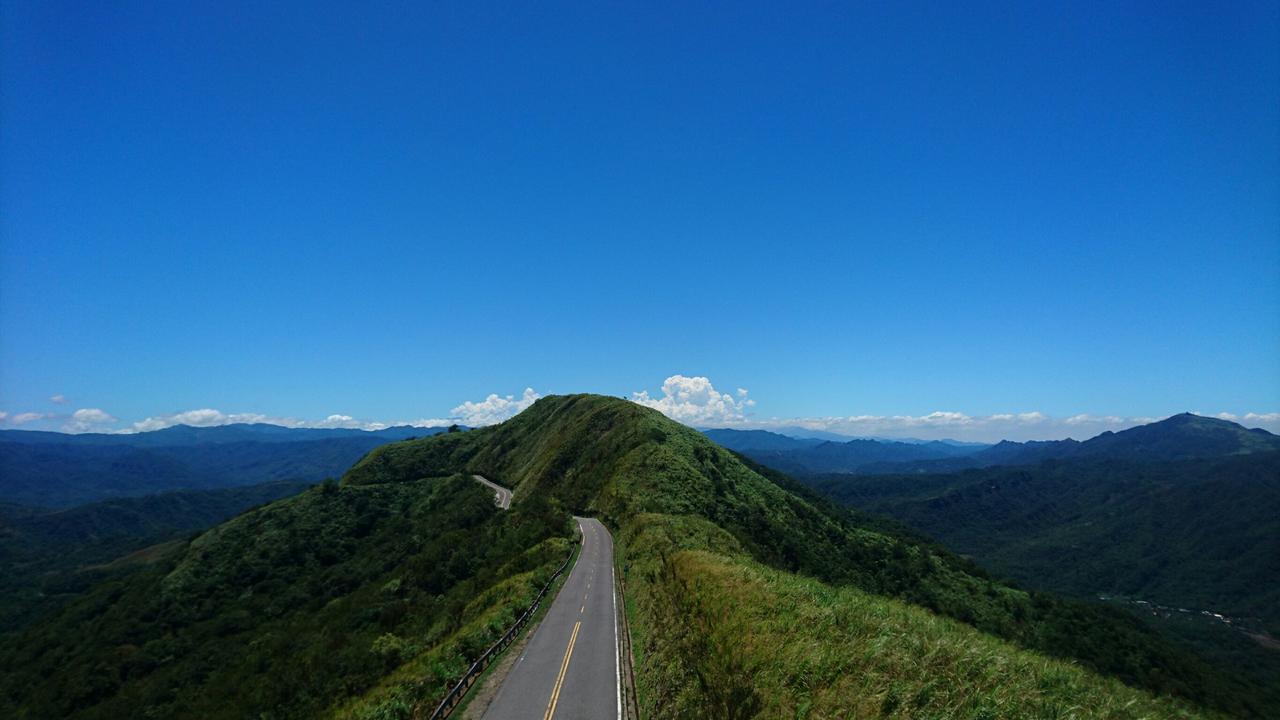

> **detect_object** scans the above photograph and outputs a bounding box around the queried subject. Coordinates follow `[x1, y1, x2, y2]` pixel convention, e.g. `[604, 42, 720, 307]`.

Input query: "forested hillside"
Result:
[807, 452, 1280, 712]
[807, 454, 1280, 628]
[0, 476, 573, 719]
[345, 395, 1255, 718]
[0, 481, 311, 632]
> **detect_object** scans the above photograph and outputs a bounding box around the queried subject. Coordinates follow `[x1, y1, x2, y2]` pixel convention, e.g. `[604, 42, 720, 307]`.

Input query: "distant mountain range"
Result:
[703, 428, 985, 474]
[0, 422, 436, 447]
[706, 414, 1280, 474]
[0, 423, 457, 508]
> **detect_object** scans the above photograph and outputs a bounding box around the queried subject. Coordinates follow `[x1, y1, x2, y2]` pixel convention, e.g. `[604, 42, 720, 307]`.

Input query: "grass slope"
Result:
[345, 395, 1247, 718]
[627, 514, 1205, 718]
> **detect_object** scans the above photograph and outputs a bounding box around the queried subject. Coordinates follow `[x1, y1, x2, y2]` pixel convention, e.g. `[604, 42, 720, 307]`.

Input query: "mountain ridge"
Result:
[0, 422, 453, 447]
[712, 413, 1280, 475]
[0, 426, 455, 508]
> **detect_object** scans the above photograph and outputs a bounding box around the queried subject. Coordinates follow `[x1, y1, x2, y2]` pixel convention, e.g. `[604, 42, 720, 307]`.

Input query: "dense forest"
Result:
[0, 481, 311, 632]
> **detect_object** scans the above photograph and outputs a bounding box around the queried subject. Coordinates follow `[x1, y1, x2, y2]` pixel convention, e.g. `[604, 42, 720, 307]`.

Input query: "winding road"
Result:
[472, 474, 512, 509]
[482, 516, 621, 720]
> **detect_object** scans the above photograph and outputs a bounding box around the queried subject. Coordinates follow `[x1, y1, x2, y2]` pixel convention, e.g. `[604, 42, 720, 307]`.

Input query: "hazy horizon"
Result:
[3, 375, 1277, 442]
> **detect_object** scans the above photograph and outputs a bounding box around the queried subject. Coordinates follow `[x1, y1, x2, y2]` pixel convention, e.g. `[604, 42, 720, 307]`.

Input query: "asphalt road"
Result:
[472, 474, 512, 509]
[482, 517, 621, 720]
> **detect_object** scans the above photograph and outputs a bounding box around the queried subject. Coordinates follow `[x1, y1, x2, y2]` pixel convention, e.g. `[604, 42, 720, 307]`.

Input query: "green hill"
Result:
[806, 454, 1280, 629]
[0, 475, 573, 719]
[1, 395, 1260, 718]
[345, 395, 1254, 718]
[0, 481, 313, 632]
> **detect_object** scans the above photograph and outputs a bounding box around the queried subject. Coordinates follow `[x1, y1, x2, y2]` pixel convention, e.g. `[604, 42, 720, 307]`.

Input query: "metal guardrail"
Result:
[427, 543, 578, 720]
[614, 558, 641, 720]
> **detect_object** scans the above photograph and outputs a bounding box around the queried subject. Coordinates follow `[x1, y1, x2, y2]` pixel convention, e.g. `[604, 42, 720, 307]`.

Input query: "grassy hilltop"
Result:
[346, 394, 1254, 719]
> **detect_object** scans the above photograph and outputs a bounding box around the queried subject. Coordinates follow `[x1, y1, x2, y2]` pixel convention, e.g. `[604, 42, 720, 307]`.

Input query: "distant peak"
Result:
[1153, 412, 1228, 428]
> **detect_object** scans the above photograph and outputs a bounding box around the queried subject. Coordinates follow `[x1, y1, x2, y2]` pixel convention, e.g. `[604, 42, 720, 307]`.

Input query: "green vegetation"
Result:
[0, 481, 311, 632]
[807, 454, 1280, 629]
[5, 395, 1265, 718]
[0, 474, 573, 719]
[345, 395, 1250, 718]
[627, 514, 1206, 718]
[807, 452, 1280, 713]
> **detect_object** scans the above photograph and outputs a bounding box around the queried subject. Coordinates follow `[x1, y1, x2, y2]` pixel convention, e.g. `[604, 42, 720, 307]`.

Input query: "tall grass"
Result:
[622, 513, 1216, 719]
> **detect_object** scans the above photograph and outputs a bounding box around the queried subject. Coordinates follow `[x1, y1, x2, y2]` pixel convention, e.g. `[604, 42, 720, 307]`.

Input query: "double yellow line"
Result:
[542, 620, 582, 720]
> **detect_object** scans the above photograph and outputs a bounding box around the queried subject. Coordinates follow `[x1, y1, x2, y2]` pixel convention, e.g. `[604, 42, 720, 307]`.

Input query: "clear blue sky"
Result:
[2, 2, 1277, 437]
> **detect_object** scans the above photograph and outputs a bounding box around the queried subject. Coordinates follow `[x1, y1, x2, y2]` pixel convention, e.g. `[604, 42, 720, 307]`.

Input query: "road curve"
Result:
[482, 517, 621, 720]
[472, 474, 512, 510]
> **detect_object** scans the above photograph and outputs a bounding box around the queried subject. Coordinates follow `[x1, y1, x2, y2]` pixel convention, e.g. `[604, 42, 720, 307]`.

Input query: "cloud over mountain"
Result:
[450, 388, 542, 426]
[631, 375, 755, 425]
[65, 408, 118, 433]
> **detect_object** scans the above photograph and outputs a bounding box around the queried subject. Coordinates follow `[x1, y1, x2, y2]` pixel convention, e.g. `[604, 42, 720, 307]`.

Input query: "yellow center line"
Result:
[543, 620, 581, 720]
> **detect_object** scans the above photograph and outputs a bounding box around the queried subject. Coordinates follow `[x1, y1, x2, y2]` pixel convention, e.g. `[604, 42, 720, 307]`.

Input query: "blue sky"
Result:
[2, 2, 1277, 440]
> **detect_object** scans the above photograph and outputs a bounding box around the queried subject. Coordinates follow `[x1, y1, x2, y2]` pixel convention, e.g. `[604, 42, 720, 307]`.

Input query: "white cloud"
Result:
[131, 409, 264, 432]
[49, 394, 67, 404]
[409, 417, 453, 427]
[126, 408, 413, 433]
[121, 403, 485, 434]
[631, 375, 755, 425]
[12, 412, 50, 425]
[1064, 413, 1123, 426]
[0, 411, 6, 422]
[64, 408, 118, 433]
[312, 414, 390, 431]
[450, 388, 542, 426]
